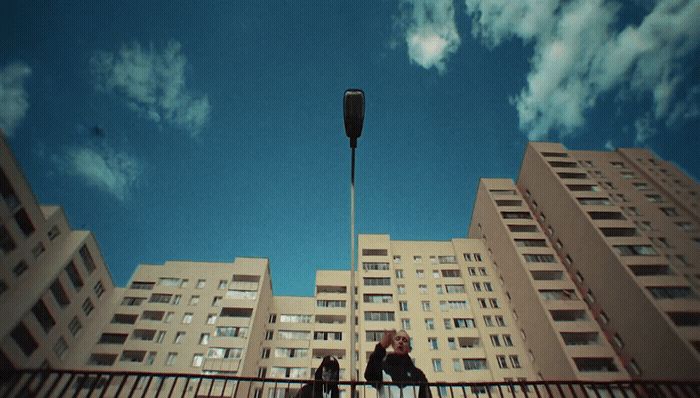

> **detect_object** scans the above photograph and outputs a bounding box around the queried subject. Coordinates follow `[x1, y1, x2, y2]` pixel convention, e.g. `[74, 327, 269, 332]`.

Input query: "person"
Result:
[364, 329, 432, 398]
[294, 355, 340, 398]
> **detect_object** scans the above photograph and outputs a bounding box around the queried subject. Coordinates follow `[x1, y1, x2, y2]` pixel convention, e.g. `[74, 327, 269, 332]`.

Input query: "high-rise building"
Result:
[470, 142, 699, 380]
[2, 134, 698, 396]
[0, 134, 115, 370]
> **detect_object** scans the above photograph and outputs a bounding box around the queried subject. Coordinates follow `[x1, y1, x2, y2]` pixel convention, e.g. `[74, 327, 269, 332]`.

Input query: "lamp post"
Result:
[343, 89, 364, 388]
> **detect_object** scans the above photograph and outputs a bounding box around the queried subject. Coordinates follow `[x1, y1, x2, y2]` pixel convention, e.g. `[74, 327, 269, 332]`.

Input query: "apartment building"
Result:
[2, 133, 698, 394]
[470, 142, 699, 380]
[0, 134, 115, 370]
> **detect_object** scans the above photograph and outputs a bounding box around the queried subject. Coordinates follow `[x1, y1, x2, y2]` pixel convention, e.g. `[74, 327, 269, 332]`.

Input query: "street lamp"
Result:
[343, 89, 364, 386]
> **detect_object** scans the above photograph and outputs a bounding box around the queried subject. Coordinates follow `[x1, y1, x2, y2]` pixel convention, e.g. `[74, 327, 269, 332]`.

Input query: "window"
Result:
[174, 331, 186, 344]
[667, 312, 700, 326]
[501, 211, 532, 219]
[221, 307, 254, 318]
[478, 267, 487, 275]
[208, 347, 243, 359]
[421, 301, 431, 311]
[196, 279, 206, 289]
[514, 239, 548, 247]
[503, 334, 513, 346]
[425, 319, 434, 330]
[149, 293, 172, 304]
[93, 281, 105, 298]
[414, 256, 422, 263]
[363, 249, 388, 256]
[13, 208, 35, 236]
[207, 313, 217, 324]
[215, 326, 247, 338]
[463, 359, 488, 370]
[490, 335, 501, 347]
[88, 354, 117, 366]
[0, 225, 16, 253]
[539, 289, 578, 300]
[50, 279, 70, 308]
[496, 355, 508, 368]
[510, 355, 521, 368]
[279, 314, 312, 323]
[473, 282, 481, 292]
[63, 262, 84, 290]
[646, 194, 665, 203]
[484, 282, 493, 292]
[365, 311, 395, 321]
[561, 332, 599, 345]
[577, 197, 612, 205]
[660, 207, 679, 216]
[51, 336, 68, 360]
[10, 260, 26, 277]
[68, 316, 82, 336]
[530, 270, 564, 280]
[265, 330, 274, 340]
[428, 338, 438, 350]
[445, 284, 465, 293]
[418, 284, 428, 294]
[219, 280, 228, 289]
[393, 255, 401, 263]
[441, 269, 460, 278]
[401, 319, 411, 330]
[189, 295, 200, 305]
[192, 354, 204, 367]
[573, 358, 618, 372]
[397, 285, 406, 294]
[432, 359, 443, 372]
[438, 256, 457, 264]
[182, 313, 193, 324]
[32, 300, 56, 333]
[614, 245, 658, 256]
[567, 184, 600, 192]
[647, 286, 695, 299]
[363, 262, 390, 271]
[489, 298, 500, 308]
[82, 297, 95, 316]
[211, 296, 222, 306]
[363, 277, 391, 286]
[508, 224, 538, 233]
[416, 270, 424, 279]
[454, 318, 476, 328]
[432, 270, 440, 279]
[79, 245, 96, 274]
[156, 331, 166, 343]
[495, 315, 505, 326]
[11, 322, 38, 356]
[435, 285, 443, 294]
[278, 330, 312, 340]
[676, 222, 696, 231]
[478, 298, 487, 308]
[483, 315, 493, 327]
[165, 353, 177, 366]
[395, 269, 404, 279]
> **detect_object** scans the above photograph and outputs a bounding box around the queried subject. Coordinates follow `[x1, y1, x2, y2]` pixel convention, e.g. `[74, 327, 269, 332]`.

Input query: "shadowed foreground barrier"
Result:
[1, 370, 698, 398]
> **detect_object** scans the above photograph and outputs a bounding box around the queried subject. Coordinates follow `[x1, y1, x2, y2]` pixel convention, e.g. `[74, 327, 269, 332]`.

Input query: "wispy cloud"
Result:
[0, 62, 31, 137]
[91, 42, 210, 136]
[395, 0, 461, 73]
[465, 0, 700, 142]
[60, 145, 142, 201]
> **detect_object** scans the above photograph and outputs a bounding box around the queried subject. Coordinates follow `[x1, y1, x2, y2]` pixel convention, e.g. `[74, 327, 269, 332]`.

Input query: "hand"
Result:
[380, 329, 396, 349]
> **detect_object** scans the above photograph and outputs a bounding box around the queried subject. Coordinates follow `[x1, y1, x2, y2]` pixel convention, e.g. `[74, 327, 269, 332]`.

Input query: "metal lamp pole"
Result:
[343, 89, 365, 390]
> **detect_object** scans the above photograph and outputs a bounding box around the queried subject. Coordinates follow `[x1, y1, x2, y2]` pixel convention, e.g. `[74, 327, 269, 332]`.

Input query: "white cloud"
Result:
[397, 0, 461, 72]
[0, 62, 31, 136]
[91, 42, 210, 136]
[634, 114, 658, 145]
[465, 0, 700, 141]
[62, 145, 142, 201]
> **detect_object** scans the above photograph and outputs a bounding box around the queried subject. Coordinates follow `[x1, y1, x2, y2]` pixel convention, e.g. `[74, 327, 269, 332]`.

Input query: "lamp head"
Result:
[344, 89, 365, 148]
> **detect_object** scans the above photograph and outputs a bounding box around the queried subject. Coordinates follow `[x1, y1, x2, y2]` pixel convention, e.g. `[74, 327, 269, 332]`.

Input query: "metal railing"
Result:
[1, 369, 698, 398]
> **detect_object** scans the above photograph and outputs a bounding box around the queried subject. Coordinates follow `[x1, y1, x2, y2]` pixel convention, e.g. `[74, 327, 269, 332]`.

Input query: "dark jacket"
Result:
[295, 356, 340, 398]
[364, 344, 431, 398]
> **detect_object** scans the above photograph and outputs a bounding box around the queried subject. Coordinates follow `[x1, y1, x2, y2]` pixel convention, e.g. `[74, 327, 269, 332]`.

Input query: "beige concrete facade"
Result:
[0, 134, 116, 370]
[508, 142, 699, 380]
[2, 134, 698, 389]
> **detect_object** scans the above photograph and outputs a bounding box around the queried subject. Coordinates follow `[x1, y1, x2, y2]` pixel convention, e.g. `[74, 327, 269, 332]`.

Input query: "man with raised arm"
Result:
[364, 330, 432, 398]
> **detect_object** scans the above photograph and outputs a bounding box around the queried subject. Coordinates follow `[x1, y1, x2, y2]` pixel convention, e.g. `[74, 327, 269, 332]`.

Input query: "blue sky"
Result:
[1, 0, 698, 296]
